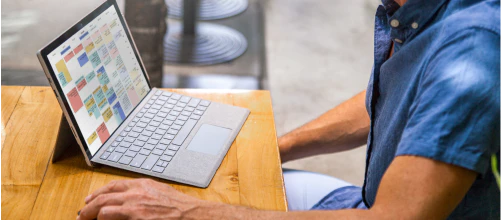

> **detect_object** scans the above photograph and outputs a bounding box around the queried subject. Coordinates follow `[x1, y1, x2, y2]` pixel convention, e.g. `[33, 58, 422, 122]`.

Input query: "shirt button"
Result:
[394, 38, 403, 43]
[411, 22, 419, 29]
[390, 19, 400, 28]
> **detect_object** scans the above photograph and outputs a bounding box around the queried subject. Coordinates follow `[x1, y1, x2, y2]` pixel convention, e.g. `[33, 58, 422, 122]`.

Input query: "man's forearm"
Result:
[279, 90, 370, 162]
[212, 203, 375, 220]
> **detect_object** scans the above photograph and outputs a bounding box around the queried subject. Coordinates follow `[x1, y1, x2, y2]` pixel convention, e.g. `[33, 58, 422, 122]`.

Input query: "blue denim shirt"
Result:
[312, 0, 500, 218]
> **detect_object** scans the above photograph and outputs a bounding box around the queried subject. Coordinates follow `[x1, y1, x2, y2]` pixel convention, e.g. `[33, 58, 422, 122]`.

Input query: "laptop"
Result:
[36, 0, 249, 188]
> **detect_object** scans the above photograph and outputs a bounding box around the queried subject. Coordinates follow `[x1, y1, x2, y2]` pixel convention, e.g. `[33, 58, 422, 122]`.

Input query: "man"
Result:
[78, 0, 500, 219]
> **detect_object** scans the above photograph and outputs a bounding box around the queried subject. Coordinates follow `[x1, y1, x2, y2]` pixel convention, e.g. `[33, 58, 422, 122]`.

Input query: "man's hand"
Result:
[78, 178, 231, 220]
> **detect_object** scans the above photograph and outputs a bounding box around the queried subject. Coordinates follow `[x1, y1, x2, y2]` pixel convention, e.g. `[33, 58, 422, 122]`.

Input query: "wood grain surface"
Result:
[1, 86, 287, 220]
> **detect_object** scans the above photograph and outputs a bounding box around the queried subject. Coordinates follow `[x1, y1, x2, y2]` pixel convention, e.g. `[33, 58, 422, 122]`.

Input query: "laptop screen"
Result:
[46, 4, 150, 155]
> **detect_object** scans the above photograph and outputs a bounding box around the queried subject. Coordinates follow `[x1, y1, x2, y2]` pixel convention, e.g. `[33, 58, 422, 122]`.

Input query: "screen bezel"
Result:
[38, 0, 151, 159]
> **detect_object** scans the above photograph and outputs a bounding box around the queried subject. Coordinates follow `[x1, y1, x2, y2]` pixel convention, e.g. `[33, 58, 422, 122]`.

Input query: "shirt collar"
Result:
[383, 0, 448, 43]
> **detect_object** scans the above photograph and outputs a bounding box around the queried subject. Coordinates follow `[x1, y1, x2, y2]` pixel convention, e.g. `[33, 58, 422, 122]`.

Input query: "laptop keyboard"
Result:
[99, 90, 210, 174]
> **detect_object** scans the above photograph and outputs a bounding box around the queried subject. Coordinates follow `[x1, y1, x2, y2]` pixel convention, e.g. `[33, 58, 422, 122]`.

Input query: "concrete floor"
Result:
[1, 0, 378, 186]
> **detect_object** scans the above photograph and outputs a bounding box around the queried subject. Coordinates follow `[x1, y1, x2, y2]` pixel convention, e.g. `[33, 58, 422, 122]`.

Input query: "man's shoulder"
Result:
[435, 0, 499, 38]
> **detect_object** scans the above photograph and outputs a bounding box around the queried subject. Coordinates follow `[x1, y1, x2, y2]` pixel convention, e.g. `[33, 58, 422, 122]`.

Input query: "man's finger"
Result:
[86, 180, 129, 204]
[79, 193, 125, 220]
[97, 206, 130, 220]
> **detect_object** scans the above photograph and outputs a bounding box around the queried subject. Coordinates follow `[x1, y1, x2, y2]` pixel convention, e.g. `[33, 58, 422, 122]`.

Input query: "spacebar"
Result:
[172, 119, 197, 146]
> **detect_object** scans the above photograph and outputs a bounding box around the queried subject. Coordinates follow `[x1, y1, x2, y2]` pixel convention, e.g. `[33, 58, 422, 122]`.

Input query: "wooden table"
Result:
[1, 86, 287, 219]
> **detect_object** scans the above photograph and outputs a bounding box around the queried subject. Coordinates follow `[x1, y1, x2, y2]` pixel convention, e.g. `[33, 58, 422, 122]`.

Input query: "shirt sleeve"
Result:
[395, 28, 500, 175]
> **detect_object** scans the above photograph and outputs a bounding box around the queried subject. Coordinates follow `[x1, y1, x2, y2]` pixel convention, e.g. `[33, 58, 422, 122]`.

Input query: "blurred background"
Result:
[1, 0, 378, 186]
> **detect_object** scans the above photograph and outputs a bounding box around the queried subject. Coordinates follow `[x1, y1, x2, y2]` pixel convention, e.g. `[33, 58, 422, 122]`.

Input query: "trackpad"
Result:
[187, 124, 232, 155]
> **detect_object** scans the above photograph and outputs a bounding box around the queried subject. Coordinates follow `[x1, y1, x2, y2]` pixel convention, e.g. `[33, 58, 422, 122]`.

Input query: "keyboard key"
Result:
[147, 100, 155, 105]
[187, 99, 200, 107]
[148, 109, 159, 114]
[190, 115, 201, 120]
[169, 111, 180, 117]
[162, 91, 172, 97]
[155, 129, 167, 135]
[150, 121, 161, 127]
[152, 117, 163, 122]
[160, 139, 172, 145]
[144, 113, 155, 119]
[157, 112, 168, 118]
[152, 166, 165, 173]
[130, 155, 147, 168]
[143, 144, 155, 150]
[164, 134, 175, 140]
[193, 110, 203, 115]
[139, 149, 151, 155]
[141, 155, 160, 170]
[162, 161, 169, 167]
[178, 115, 188, 121]
[132, 117, 140, 122]
[156, 160, 164, 166]
[176, 102, 187, 108]
[199, 100, 210, 107]
[171, 94, 181, 100]
[143, 131, 153, 137]
[167, 99, 177, 105]
[159, 96, 168, 101]
[152, 149, 163, 155]
[156, 144, 168, 150]
[155, 90, 162, 95]
[148, 138, 159, 145]
[173, 107, 183, 112]
[124, 137, 135, 143]
[164, 104, 175, 109]
[141, 108, 148, 113]
[108, 152, 123, 162]
[171, 124, 182, 130]
[172, 119, 197, 146]
[143, 105, 151, 109]
[106, 147, 115, 152]
[119, 142, 132, 148]
[181, 111, 191, 116]
[100, 152, 111, 160]
[116, 137, 124, 142]
[161, 155, 173, 162]
[137, 113, 144, 118]
[125, 151, 137, 157]
[115, 147, 127, 153]
[129, 146, 141, 152]
[152, 134, 163, 140]
[140, 118, 151, 124]
[174, 120, 185, 125]
[185, 107, 195, 112]
[118, 156, 133, 165]
[145, 126, 156, 132]
[137, 122, 147, 128]
[138, 136, 149, 142]
[163, 119, 174, 125]
[112, 142, 119, 147]
[152, 95, 159, 100]
[132, 127, 144, 133]
[155, 100, 166, 106]
[180, 96, 191, 103]
[125, 127, 132, 132]
[129, 132, 140, 138]
[168, 145, 180, 151]
[167, 129, 178, 135]
[165, 150, 176, 156]
[152, 104, 162, 110]
[133, 140, 145, 147]
[196, 106, 207, 111]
